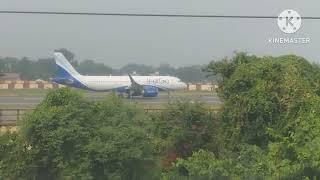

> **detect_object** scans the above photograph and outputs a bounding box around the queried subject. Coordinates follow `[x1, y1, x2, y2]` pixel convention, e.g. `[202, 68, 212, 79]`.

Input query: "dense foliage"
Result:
[170, 53, 320, 179]
[0, 88, 218, 179]
[1, 88, 159, 179]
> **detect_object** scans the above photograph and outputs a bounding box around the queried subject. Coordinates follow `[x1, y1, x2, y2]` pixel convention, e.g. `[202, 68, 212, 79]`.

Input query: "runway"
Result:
[0, 93, 221, 107]
[0, 93, 221, 125]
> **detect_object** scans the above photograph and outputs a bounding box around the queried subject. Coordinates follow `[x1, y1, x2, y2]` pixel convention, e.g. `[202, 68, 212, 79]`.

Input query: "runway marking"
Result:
[23, 97, 43, 100]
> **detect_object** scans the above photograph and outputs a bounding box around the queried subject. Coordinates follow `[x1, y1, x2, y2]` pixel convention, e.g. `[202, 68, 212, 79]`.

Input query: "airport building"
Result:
[0, 73, 20, 81]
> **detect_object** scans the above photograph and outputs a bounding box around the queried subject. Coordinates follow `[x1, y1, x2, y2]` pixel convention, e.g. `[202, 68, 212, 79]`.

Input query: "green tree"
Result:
[77, 59, 113, 75]
[1, 88, 159, 179]
[175, 65, 210, 83]
[149, 100, 223, 173]
[15, 57, 33, 80]
[0, 132, 34, 179]
[199, 53, 320, 178]
[164, 53, 320, 179]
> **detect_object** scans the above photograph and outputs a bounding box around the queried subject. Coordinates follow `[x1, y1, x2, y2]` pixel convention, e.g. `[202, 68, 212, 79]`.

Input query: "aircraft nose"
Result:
[181, 82, 187, 90]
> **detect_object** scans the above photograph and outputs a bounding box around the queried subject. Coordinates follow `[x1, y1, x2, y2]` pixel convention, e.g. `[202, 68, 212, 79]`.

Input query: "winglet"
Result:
[128, 74, 143, 91]
[128, 74, 138, 85]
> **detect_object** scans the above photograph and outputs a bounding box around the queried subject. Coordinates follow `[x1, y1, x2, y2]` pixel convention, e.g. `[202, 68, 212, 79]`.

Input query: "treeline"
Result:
[0, 48, 212, 82]
[2, 53, 320, 179]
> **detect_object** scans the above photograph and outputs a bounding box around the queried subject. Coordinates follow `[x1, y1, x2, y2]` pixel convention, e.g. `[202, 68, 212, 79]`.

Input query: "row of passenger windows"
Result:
[87, 80, 169, 84]
[88, 81, 125, 83]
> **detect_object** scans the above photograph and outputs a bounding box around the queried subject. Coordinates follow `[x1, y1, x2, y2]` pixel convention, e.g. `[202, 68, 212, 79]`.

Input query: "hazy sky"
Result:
[0, 0, 319, 67]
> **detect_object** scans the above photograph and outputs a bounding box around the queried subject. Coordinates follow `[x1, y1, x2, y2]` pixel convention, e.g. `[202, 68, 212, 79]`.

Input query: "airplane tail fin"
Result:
[53, 52, 80, 77]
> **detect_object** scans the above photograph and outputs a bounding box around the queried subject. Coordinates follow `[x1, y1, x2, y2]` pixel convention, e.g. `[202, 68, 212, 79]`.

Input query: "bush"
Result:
[1, 88, 159, 179]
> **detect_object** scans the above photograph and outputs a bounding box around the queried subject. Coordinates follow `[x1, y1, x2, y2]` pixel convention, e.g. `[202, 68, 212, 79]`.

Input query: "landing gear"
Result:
[127, 90, 133, 99]
[118, 93, 125, 98]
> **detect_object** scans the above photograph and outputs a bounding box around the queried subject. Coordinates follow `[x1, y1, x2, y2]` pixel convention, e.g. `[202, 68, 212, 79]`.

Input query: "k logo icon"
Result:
[277, 10, 302, 34]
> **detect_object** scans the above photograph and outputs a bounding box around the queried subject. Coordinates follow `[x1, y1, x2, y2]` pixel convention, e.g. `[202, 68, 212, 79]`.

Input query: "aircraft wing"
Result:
[128, 74, 144, 95]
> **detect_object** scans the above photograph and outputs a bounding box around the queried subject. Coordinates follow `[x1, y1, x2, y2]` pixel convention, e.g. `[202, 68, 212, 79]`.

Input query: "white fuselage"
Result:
[74, 75, 186, 91]
[52, 52, 187, 94]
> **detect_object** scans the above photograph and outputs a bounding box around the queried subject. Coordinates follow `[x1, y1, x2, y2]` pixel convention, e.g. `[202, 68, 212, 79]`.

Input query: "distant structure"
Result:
[187, 83, 218, 91]
[0, 73, 20, 81]
[35, 79, 45, 83]
[150, 71, 160, 76]
[0, 80, 64, 89]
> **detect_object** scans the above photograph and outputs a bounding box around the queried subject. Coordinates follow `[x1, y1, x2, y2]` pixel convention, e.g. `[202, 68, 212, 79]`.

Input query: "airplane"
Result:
[51, 52, 187, 98]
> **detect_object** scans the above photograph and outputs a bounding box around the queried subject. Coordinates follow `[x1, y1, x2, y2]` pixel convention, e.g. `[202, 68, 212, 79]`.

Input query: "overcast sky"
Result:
[0, 0, 319, 67]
